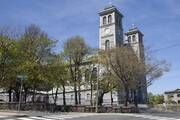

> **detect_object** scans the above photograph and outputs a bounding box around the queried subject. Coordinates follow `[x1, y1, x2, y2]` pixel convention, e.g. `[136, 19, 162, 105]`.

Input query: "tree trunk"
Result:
[74, 66, 78, 105]
[8, 89, 12, 102]
[134, 90, 138, 107]
[98, 91, 105, 106]
[110, 90, 113, 106]
[74, 82, 78, 105]
[24, 89, 27, 104]
[62, 85, 66, 106]
[77, 69, 81, 105]
[32, 85, 36, 103]
[78, 80, 81, 105]
[54, 87, 58, 105]
[90, 79, 93, 106]
[124, 87, 129, 106]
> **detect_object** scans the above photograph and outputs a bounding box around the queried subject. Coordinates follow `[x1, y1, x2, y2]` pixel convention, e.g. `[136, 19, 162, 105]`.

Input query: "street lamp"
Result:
[17, 75, 27, 112]
[95, 65, 100, 113]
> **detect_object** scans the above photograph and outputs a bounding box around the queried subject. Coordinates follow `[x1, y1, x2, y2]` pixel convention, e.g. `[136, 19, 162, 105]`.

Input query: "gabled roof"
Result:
[164, 89, 180, 94]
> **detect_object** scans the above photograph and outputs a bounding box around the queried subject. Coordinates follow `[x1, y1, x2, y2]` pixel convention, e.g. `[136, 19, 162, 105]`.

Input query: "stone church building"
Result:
[47, 4, 148, 105]
[0, 5, 147, 105]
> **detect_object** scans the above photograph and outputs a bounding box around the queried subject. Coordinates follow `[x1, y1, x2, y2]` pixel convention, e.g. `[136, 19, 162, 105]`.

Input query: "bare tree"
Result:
[99, 46, 169, 106]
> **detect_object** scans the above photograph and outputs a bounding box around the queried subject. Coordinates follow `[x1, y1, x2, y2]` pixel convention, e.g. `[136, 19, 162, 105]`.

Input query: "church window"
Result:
[87, 93, 90, 100]
[132, 35, 136, 42]
[103, 16, 106, 25]
[92, 67, 97, 80]
[108, 15, 112, 23]
[85, 69, 89, 82]
[71, 94, 74, 101]
[105, 40, 110, 50]
[128, 36, 131, 42]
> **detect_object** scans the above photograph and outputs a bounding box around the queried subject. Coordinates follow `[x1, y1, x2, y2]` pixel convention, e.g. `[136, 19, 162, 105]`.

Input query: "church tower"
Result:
[125, 27, 147, 103]
[98, 5, 123, 50]
[125, 27, 145, 60]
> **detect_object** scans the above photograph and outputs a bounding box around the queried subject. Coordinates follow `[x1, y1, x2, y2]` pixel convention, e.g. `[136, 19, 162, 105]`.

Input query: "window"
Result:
[108, 15, 112, 23]
[85, 69, 89, 82]
[92, 67, 97, 79]
[105, 40, 110, 50]
[71, 94, 74, 101]
[177, 94, 180, 97]
[87, 93, 90, 100]
[103, 16, 106, 25]
[132, 35, 136, 42]
[128, 36, 131, 42]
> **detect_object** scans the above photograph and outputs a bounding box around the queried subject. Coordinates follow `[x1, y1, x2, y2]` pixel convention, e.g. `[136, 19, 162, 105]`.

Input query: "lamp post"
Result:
[95, 65, 100, 113]
[17, 75, 27, 112]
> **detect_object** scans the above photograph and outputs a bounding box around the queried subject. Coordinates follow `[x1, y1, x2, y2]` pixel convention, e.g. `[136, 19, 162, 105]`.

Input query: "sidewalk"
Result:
[0, 110, 27, 117]
[0, 110, 53, 117]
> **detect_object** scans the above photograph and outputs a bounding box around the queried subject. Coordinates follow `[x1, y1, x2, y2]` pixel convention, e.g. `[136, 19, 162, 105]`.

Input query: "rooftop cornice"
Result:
[98, 5, 123, 17]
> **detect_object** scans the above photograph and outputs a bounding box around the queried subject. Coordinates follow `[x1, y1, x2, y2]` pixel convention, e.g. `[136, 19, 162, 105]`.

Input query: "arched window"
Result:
[87, 93, 90, 100]
[132, 35, 136, 42]
[103, 16, 106, 25]
[108, 15, 112, 23]
[105, 40, 110, 50]
[85, 69, 89, 82]
[71, 94, 74, 101]
[92, 67, 97, 78]
[128, 36, 131, 42]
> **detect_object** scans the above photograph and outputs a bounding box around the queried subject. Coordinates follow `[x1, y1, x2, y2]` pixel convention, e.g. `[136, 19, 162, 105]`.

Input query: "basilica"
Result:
[47, 4, 148, 105]
[0, 5, 147, 105]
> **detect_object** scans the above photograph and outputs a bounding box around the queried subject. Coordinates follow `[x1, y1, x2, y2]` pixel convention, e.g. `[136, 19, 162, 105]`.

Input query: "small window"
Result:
[103, 16, 106, 25]
[128, 36, 131, 42]
[108, 15, 112, 23]
[71, 94, 74, 101]
[87, 93, 90, 100]
[85, 69, 89, 81]
[177, 94, 180, 97]
[132, 35, 136, 42]
[105, 40, 110, 50]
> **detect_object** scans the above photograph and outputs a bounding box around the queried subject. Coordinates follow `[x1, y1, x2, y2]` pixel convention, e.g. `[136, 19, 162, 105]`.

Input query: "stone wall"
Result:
[153, 104, 180, 112]
[0, 103, 139, 113]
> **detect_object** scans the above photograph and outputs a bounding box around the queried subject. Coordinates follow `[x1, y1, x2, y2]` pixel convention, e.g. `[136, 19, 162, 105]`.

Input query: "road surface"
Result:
[0, 112, 180, 120]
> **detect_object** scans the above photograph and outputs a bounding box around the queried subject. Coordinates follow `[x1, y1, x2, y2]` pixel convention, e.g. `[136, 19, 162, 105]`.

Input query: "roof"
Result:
[164, 89, 180, 94]
[98, 5, 123, 17]
[125, 27, 144, 36]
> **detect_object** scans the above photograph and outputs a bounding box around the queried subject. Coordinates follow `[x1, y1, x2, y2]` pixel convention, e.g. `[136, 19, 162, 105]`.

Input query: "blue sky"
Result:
[0, 0, 180, 94]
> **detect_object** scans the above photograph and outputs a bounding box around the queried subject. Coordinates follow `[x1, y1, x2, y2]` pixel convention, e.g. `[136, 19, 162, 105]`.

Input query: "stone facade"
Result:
[99, 5, 147, 104]
[0, 5, 147, 106]
[164, 89, 180, 104]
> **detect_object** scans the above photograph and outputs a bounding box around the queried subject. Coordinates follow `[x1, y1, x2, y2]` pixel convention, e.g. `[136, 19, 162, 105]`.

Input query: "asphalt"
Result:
[0, 111, 180, 120]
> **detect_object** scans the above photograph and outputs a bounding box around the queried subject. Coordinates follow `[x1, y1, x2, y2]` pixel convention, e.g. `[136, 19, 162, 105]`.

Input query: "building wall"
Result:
[164, 93, 180, 104]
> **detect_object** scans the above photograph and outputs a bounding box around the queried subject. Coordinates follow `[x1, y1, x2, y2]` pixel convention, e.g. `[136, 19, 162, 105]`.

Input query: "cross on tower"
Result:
[109, 0, 112, 6]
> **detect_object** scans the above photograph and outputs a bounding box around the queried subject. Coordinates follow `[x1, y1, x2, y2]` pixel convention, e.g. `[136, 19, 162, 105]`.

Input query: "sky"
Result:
[0, 0, 180, 94]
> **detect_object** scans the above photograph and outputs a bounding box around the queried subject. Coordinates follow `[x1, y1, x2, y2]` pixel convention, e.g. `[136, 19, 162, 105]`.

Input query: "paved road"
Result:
[0, 112, 180, 120]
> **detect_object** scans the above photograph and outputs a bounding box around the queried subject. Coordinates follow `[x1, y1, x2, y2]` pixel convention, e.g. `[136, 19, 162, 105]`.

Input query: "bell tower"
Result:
[125, 27, 145, 60]
[125, 27, 147, 103]
[99, 5, 123, 50]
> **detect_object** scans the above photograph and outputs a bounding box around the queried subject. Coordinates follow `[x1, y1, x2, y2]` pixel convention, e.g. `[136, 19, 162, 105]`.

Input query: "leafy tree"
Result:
[148, 93, 164, 105]
[64, 36, 89, 105]
[44, 54, 69, 105]
[0, 28, 20, 102]
[17, 24, 55, 102]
